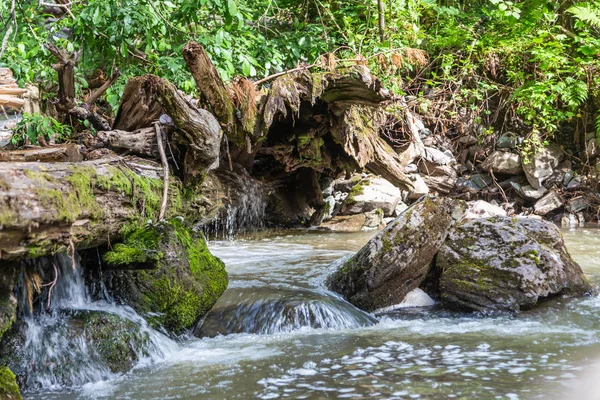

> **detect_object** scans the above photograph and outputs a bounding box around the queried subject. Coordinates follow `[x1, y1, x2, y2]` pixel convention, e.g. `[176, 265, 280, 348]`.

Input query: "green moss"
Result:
[103, 224, 163, 267]
[346, 180, 368, 205]
[381, 236, 393, 253]
[0, 367, 21, 400]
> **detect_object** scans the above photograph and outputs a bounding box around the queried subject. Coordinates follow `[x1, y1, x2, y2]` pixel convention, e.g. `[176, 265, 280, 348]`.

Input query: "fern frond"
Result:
[568, 4, 600, 29]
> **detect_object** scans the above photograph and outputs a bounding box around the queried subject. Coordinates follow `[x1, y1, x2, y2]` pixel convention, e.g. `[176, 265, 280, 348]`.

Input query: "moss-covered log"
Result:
[0, 157, 184, 260]
[113, 74, 223, 183]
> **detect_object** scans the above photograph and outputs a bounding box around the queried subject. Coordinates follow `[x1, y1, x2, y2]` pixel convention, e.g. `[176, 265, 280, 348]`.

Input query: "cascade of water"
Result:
[5, 252, 178, 390]
[195, 287, 377, 337]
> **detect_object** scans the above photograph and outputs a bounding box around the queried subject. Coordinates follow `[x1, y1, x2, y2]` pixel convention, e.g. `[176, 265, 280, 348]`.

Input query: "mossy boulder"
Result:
[0, 310, 151, 389]
[103, 219, 228, 333]
[436, 217, 592, 312]
[0, 367, 21, 400]
[340, 176, 402, 217]
[327, 197, 466, 312]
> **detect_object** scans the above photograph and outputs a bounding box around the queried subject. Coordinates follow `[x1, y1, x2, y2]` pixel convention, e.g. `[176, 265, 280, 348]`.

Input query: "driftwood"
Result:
[113, 75, 223, 183]
[93, 127, 158, 157]
[0, 157, 180, 260]
[0, 144, 83, 162]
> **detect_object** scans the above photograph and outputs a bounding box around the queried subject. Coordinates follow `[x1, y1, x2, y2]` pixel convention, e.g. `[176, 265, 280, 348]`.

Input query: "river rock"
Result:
[436, 217, 591, 312]
[496, 132, 520, 149]
[0, 310, 153, 388]
[341, 176, 401, 217]
[327, 197, 466, 312]
[512, 182, 547, 200]
[463, 200, 507, 219]
[522, 144, 564, 188]
[480, 151, 522, 175]
[418, 162, 457, 194]
[102, 219, 228, 333]
[421, 146, 455, 165]
[195, 287, 376, 337]
[586, 138, 599, 160]
[320, 209, 384, 232]
[406, 174, 429, 200]
[566, 196, 589, 213]
[534, 191, 564, 215]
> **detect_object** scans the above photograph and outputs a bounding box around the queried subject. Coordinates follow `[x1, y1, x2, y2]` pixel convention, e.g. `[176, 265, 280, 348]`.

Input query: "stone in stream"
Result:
[327, 197, 466, 312]
[435, 217, 591, 313]
[0, 310, 153, 389]
[100, 219, 228, 333]
[195, 287, 377, 337]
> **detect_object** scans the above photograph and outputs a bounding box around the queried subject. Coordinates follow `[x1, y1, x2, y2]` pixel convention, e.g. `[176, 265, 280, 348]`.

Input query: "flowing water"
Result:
[21, 227, 600, 400]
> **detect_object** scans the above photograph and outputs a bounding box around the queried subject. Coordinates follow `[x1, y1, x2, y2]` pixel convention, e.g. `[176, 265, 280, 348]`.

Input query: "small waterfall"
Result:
[4, 252, 178, 390]
[210, 172, 268, 240]
[195, 287, 377, 337]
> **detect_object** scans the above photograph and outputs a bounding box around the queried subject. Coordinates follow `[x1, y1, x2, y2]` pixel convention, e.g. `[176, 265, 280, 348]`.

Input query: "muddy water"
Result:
[28, 228, 600, 399]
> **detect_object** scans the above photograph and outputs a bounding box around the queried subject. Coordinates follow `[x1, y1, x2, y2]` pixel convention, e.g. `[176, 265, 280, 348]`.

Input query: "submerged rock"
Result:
[436, 217, 591, 312]
[0, 367, 21, 400]
[102, 219, 228, 333]
[327, 197, 466, 312]
[195, 287, 376, 337]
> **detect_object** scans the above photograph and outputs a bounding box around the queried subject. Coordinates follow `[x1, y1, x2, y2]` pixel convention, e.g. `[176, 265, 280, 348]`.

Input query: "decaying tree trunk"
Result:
[0, 157, 183, 260]
[91, 128, 158, 158]
[0, 144, 83, 162]
[112, 75, 223, 183]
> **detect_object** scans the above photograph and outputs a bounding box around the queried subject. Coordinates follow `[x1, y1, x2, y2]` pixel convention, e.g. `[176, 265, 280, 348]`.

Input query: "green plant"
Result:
[10, 113, 72, 147]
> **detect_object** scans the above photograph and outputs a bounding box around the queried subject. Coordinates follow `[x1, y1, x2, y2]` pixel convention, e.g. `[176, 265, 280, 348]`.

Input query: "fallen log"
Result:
[0, 157, 185, 260]
[113, 75, 223, 182]
[92, 127, 158, 158]
[0, 144, 83, 162]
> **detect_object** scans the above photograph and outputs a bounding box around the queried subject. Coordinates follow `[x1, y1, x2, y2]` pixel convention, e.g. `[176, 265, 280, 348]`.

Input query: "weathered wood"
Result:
[93, 128, 158, 157]
[46, 43, 76, 111]
[0, 144, 83, 162]
[0, 157, 181, 260]
[182, 41, 236, 133]
[113, 75, 223, 183]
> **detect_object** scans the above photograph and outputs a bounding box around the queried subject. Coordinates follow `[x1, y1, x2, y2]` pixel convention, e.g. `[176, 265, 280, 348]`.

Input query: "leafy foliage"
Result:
[11, 113, 72, 147]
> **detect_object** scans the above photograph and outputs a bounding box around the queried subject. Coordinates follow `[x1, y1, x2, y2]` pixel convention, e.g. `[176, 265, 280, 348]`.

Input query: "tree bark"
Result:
[113, 74, 223, 183]
[92, 128, 158, 158]
[182, 41, 236, 134]
[0, 144, 83, 162]
[0, 157, 182, 260]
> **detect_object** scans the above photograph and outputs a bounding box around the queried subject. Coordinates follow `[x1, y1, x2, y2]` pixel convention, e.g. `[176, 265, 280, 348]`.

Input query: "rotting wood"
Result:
[0, 144, 83, 162]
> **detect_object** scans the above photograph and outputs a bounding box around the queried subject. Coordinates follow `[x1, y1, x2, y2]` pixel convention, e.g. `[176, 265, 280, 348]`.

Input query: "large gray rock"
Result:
[436, 217, 591, 312]
[418, 162, 457, 194]
[327, 197, 466, 312]
[534, 191, 564, 215]
[480, 151, 522, 175]
[341, 176, 401, 217]
[522, 144, 564, 188]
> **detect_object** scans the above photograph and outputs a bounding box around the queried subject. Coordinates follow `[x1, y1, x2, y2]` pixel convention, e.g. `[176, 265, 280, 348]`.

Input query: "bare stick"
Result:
[46, 262, 58, 310]
[154, 122, 169, 221]
[84, 67, 120, 106]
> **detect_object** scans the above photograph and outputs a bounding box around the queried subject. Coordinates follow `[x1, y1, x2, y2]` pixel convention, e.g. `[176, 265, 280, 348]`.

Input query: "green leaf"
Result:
[242, 59, 251, 76]
[227, 0, 238, 16]
[164, 1, 176, 8]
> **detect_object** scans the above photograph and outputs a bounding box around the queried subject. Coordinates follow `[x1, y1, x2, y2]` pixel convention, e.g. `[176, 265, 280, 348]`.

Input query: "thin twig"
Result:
[154, 122, 169, 221]
[46, 262, 58, 310]
[84, 67, 120, 106]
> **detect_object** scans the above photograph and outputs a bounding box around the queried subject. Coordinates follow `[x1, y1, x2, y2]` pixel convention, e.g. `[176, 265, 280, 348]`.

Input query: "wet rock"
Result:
[195, 287, 376, 337]
[463, 200, 507, 219]
[0, 367, 21, 400]
[341, 176, 401, 217]
[327, 197, 466, 312]
[102, 219, 228, 333]
[1, 310, 152, 388]
[480, 151, 522, 175]
[534, 191, 564, 215]
[436, 217, 592, 312]
[522, 144, 564, 189]
[561, 213, 583, 228]
[320, 211, 383, 232]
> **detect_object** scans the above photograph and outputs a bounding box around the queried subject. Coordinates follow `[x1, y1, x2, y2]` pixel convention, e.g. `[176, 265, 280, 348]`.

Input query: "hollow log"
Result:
[0, 157, 185, 260]
[113, 75, 223, 183]
[0, 144, 83, 162]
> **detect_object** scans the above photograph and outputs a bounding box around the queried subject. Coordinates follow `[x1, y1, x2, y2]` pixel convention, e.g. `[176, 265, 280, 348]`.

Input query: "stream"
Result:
[25, 227, 600, 400]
